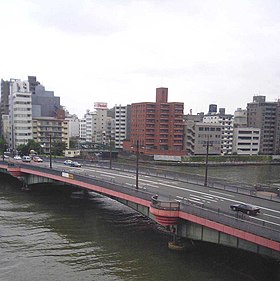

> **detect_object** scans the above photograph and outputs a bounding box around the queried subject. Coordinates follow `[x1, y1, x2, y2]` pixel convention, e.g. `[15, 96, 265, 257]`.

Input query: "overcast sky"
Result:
[1, 0, 280, 118]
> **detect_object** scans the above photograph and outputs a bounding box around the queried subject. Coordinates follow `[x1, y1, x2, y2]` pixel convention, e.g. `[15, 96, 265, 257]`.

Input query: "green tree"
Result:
[0, 137, 7, 155]
[16, 144, 29, 156]
[51, 141, 67, 156]
[69, 137, 79, 149]
[16, 140, 43, 156]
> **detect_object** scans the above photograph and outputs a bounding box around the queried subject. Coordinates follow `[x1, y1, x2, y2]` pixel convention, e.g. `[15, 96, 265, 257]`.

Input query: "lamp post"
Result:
[136, 140, 139, 190]
[49, 135, 52, 169]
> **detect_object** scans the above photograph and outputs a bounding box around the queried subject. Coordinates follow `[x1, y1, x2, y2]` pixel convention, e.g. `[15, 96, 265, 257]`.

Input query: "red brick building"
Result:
[123, 87, 185, 156]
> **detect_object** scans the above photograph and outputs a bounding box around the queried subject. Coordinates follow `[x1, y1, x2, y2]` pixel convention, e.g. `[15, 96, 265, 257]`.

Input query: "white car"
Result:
[64, 160, 73, 165]
[22, 156, 31, 162]
[33, 156, 43, 162]
[13, 155, 22, 160]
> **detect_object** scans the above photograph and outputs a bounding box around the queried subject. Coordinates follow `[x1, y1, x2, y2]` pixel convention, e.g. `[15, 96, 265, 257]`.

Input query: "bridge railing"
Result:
[151, 196, 180, 211]
[179, 199, 280, 242]
[13, 162, 153, 203]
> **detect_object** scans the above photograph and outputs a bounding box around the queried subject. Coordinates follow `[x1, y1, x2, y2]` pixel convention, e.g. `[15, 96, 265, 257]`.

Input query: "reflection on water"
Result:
[0, 173, 278, 281]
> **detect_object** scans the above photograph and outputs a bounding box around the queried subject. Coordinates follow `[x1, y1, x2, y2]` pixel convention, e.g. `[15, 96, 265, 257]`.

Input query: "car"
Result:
[33, 156, 43, 162]
[230, 203, 260, 216]
[64, 160, 73, 165]
[13, 155, 22, 160]
[70, 161, 82, 167]
[22, 156, 31, 162]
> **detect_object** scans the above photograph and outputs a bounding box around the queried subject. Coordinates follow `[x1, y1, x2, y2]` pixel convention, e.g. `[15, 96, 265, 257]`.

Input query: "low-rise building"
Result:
[232, 127, 260, 155]
[194, 122, 222, 155]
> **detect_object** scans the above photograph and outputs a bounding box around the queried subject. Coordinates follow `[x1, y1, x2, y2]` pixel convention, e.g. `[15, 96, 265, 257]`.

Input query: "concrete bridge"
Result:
[1, 160, 280, 261]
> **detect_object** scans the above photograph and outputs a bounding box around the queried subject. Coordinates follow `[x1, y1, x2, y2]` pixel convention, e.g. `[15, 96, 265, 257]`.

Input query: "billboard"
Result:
[94, 102, 108, 110]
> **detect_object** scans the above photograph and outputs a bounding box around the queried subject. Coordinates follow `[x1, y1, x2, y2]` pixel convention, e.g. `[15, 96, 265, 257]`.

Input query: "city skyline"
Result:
[1, 1, 280, 118]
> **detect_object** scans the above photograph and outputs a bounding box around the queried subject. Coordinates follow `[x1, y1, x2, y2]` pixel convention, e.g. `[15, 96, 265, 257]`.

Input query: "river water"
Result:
[0, 170, 279, 281]
[167, 164, 280, 185]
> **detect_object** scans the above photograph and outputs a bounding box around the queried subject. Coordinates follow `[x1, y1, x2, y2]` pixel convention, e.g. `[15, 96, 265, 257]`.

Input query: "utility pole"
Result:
[49, 135, 52, 169]
[136, 140, 139, 190]
[109, 135, 112, 169]
[204, 138, 210, 187]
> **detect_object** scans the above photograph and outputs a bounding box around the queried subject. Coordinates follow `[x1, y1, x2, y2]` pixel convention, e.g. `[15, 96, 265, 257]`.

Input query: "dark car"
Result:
[70, 161, 82, 167]
[230, 203, 260, 216]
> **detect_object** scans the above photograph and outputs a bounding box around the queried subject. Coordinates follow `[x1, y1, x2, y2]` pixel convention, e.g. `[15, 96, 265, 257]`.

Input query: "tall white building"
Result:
[9, 79, 32, 151]
[203, 109, 234, 155]
[65, 114, 79, 138]
[79, 118, 87, 141]
[79, 103, 115, 145]
[233, 108, 247, 128]
[79, 110, 94, 142]
[114, 105, 130, 149]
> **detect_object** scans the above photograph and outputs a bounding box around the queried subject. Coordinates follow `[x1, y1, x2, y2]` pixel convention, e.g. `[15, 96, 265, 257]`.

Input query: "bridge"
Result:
[0, 159, 280, 261]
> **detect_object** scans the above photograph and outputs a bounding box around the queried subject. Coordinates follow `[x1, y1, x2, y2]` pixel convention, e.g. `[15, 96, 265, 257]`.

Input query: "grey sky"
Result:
[1, 0, 280, 117]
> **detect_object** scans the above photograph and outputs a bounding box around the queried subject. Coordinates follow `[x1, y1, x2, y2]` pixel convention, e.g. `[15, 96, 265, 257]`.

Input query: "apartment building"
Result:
[203, 107, 234, 155]
[114, 104, 131, 149]
[32, 117, 69, 153]
[183, 113, 204, 155]
[123, 87, 184, 156]
[247, 96, 280, 155]
[65, 114, 80, 138]
[9, 79, 32, 151]
[233, 108, 247, 128]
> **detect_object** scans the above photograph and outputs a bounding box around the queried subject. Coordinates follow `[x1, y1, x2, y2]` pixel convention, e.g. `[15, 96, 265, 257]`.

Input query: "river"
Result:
[0, 169, 279, 281]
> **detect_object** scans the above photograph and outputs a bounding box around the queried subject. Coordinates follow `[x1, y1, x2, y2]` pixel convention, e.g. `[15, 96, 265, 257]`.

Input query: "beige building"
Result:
[194, 122, 222, 155]
[32, 117, 69, 153]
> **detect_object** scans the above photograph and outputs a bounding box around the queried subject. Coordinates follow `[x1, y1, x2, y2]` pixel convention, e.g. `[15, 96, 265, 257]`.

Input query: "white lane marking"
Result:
[190, 194, 218, 203]
[250, 216, 280, 227]
[144, 184, 159, 188]
[188, 197, 201, 201]
[99, 173, 115, 178]
[201, 194, 214, 199]
[155, 182, 280, 215]
[263, 213, 280, 220]
[208, 190, 235, 197]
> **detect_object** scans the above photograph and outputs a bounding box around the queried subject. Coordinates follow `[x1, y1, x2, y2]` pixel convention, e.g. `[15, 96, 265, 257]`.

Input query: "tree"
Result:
[51, 141, 67, 156]
[0, 137, 7, 155]
[16, 140, 42, 156]
[69, 137, 79, 149]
